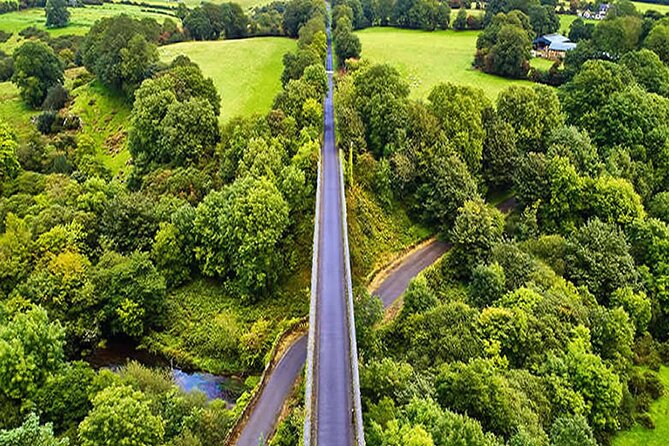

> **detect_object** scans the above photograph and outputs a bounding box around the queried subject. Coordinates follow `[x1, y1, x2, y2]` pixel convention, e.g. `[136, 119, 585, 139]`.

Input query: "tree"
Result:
[333, 17, 361, 66]
[80, 15, 158, 95]
[497, 84, 562, 154]
[415, 151, 478, 232]
[45, 0, 69, 28]
[159, 98, 218, 166]
[564, 218, 637, 304]
[470, 262, 506, 307]
[401, 276, 439, 317]
[549, 415, 597, 446]
[568, 18, 594, 42]
[559, 60, 632, 128]
[78, 385, 164, 446]
[610, 286, 651, 334]
[486, 24, 532, 78]
[620, 49, 669, 97]
[453, 8, 467, 30]
[93, 251, 166, 339]
[0, 304, 65, 402]
[427, 83, 491, 174]
[0, 413, 68, 446]
[11, 41, 64, 108]
[528, 4, 559, 36]
[546, 125, 600, 177]
[450, 198, 505, 278]
[193, 177, 289, 298]
[644, 23, 669, 64]
[0, 120, 19, 185]
[589, 175, 645, 225]
[482, 112, 518, 189]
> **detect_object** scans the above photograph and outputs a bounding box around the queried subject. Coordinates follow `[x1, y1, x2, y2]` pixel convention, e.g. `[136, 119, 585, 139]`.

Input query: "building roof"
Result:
[549, 41, 578, 52]
[533, 33, 572, 47]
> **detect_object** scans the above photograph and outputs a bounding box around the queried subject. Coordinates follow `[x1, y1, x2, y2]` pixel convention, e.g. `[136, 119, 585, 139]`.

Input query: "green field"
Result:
[557, 14, 597, 34]
[355, 27, 536, 100]
[614, 366, 669, 446]
[0, 3, 177, 52]
[0, 81, 38, 140]
[632, 1, 669, 14]
[159, 37, 295, 122]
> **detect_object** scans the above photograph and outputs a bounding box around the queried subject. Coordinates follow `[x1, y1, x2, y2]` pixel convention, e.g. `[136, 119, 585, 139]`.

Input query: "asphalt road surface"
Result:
[310, 16, 356, 445]
[235, 335, 307, 446]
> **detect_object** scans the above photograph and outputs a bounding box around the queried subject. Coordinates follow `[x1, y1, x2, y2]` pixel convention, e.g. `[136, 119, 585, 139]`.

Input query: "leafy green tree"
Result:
[564, 218, 637, 304]
[559, 59, 632, 129]
[591, 16, 642, 59]
[78, 385, 164, 446]
[546, 125, 600, 177]
[497, 85, 561, 154]
[80, 15, 158, 95]
[527, 4, 559, 36]
[588, 306, 634, 367]
[45, 0, 69, 28]
[401, 276, 439, 317]
[0, 213, 33, 295]
[470, 262, 506, 307]
[193, 177, 289, 297]
[333, 17, 362, 66]
[568, 18, 594, 42]
[549, 415, 596, 446]
[36, 361, 95, 438]
[151, 221, 192, 288]
[282, 0, 325, 37]
[649, 191, 669, 223]
[0, 304, 65, 402]
[450, 199, 505, 278]
[159, 98, 218, 166]
[0, 120, 20, 186]
[453, 8, 467, 30]
[281, 49, 321, 86]
[11, 41, 64, 108]
[620, 49, 669, 97]
[644, 23, 669, 64]
[482, 112, 518, 189]
[610, 286, 651, 334]
[486, 24, 532, 79]
[0, 413, 68, 446]
[589, 175, 645, 225]
[93, 251, 166, 338]
[415, 151, 478, 232]
[100, 191, 160, 254]
[427, 83, 491, 174]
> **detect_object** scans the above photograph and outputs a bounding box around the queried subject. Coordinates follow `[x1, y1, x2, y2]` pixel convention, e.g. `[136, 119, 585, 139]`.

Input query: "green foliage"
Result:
[193, 176, 289, 298]
[80, 15, 159, 96]
[129, 61, 220, 172]
[549, 415, 597, 446]
[470, 262, 506, 308]
[449, 199, 504, 278]
[45, 0, 69, 29]
[0, 119, 20, 186]
[476, 11, 533, 79]
[401, 276, 439, 318]
[78, 385, 164, 446]
[334, 17, 361, 66]
[0, 304, 65, 402]
[620, 49, 669, 97]
[93, 251, 166, 338]
[564, 219, 637, 304]
[0, 413, 68, 446]
[644, 22, 669, 64]
[11, 41, 63, 108]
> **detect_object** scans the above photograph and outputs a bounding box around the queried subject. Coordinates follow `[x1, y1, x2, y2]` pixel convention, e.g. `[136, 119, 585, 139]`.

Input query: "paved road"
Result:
[235, 335, 307, 446]
[371, 241, 450, 306]
[310, 14, 356, 445]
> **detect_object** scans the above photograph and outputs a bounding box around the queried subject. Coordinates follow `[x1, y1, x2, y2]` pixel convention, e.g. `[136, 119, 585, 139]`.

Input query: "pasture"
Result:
[159, 37, 295, 122]
[355, 27, 535, 100]
[0, 3, 176, 52]
[613, 366, 669, 446]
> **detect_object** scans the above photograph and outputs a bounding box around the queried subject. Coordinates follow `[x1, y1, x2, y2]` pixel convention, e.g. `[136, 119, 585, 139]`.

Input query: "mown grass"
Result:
[158, 37, 295, 122]
[0, 3, 177, 52]
[632, 1, 669, 14]
[355, 27, 537, 101]
[613, 366, 669, 446]
[0, 81, 38, 140]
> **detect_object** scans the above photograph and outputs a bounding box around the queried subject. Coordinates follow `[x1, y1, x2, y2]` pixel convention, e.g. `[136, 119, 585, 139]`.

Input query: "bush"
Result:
[35, 111, 58, 134]
[0, 30, 12, 43]
[635, 412, 655, 429]
[42, 84, 69, 110]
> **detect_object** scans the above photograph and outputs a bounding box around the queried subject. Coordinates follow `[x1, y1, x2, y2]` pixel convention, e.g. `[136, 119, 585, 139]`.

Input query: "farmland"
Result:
[355, 27, 535, 100]
[158, 37, 295, 122]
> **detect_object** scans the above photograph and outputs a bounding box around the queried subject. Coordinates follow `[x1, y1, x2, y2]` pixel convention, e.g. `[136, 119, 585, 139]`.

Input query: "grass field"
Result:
[0, 81, 38, 141]
[632, 1, 669, 14]
[613, 366, 669, 446]
[355, 27, 536, 101]
[0, 3, 177, 52]
[159, 37, 295, 122]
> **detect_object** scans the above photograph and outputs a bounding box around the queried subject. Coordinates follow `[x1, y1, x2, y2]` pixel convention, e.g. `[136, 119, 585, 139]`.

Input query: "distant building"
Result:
[533, 34, 577, 59]
[579, 3, 610, 20]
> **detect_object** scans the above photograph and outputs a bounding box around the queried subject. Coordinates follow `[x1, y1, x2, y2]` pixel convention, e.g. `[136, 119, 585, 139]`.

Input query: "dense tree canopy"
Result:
[11, 41, 64, 108]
